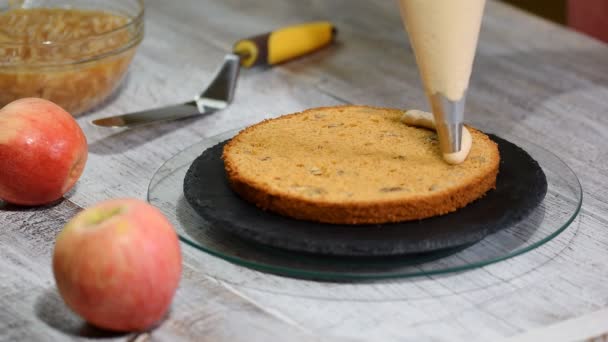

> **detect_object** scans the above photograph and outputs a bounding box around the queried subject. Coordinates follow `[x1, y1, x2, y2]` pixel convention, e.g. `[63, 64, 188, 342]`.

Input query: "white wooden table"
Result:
[2, 1, 608, 341]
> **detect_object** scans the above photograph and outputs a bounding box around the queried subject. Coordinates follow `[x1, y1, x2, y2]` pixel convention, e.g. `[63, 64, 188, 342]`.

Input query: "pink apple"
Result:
[0, 98, 88, 205]
[52, 198, 182, 332]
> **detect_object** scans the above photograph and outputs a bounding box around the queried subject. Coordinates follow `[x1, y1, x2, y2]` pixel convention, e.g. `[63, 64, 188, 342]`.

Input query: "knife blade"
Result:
[91, 22, 336, 128]
[91, 53, 241, 128]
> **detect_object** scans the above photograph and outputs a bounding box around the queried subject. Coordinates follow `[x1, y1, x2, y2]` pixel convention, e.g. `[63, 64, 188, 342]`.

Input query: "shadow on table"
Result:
[87, 114, 203, 156]
[0, 198, 65, 212]
[0, 183, 82, 212]
[34, 288, 130, 339]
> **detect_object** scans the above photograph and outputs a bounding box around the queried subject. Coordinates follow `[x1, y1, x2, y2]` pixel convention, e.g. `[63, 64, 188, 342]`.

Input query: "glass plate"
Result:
[147, 129, 582, 281]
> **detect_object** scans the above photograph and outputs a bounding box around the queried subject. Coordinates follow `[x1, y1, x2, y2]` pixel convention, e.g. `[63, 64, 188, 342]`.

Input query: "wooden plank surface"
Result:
[0, 201, 318, 342]
[2, 0, 608, 341]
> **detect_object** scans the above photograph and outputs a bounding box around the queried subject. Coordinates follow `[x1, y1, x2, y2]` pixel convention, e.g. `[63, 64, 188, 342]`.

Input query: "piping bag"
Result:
[398, 0, 486, 160]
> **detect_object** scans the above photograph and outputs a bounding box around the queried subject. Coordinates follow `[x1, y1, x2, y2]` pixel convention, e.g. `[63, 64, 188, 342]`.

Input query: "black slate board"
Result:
[183, 135, 547, 256]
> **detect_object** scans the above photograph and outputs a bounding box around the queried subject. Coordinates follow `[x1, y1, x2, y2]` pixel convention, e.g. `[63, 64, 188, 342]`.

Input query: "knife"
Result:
[91, 21, 337, 128]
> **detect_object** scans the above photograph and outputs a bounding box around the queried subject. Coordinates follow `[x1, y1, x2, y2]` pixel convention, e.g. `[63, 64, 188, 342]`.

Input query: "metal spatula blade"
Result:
[91, 54, 241, 128]
[91, 21, 337, 128]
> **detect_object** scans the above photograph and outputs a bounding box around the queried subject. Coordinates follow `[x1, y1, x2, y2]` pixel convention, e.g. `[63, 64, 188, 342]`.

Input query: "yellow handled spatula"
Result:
[91, 21, 336, 128]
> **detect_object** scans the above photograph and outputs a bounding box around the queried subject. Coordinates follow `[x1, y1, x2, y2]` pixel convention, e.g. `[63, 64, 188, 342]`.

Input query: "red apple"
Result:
[0, 98, 88, 205]
[52, 198, 182, 332]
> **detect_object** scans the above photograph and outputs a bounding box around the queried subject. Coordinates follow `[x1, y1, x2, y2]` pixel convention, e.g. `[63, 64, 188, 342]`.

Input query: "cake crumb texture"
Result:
[222, 105, 500, 224]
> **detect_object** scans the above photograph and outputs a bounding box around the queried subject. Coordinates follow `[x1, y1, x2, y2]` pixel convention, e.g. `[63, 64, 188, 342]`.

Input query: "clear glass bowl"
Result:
[0, 0, 144, 115]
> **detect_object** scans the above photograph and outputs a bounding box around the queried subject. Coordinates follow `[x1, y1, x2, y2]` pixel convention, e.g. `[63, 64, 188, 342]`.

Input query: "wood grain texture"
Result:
[0, 200, 319, 342]
[2, 0, 608, 341]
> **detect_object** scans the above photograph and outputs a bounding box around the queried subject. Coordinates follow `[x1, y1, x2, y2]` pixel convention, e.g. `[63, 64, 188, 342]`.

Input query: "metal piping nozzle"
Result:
[429, 93, 466, 154]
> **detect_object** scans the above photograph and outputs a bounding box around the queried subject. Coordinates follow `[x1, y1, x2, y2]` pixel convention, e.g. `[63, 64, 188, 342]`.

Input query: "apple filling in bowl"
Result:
[0, 7, 143, 115]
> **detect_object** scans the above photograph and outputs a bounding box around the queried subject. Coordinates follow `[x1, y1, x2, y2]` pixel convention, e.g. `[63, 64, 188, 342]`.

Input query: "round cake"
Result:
[222, 105, 500, 224]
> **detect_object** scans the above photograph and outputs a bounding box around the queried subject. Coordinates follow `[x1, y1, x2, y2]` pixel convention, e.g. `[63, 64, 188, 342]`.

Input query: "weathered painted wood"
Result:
[500, 307, 608, 341]
[0, 200, 314, 341]
[2, 0, 608, 341]
[0, 200, 319, 341]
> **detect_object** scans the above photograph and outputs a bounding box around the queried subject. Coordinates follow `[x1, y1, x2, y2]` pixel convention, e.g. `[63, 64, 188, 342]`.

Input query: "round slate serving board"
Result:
[183, 135, 547, 257]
